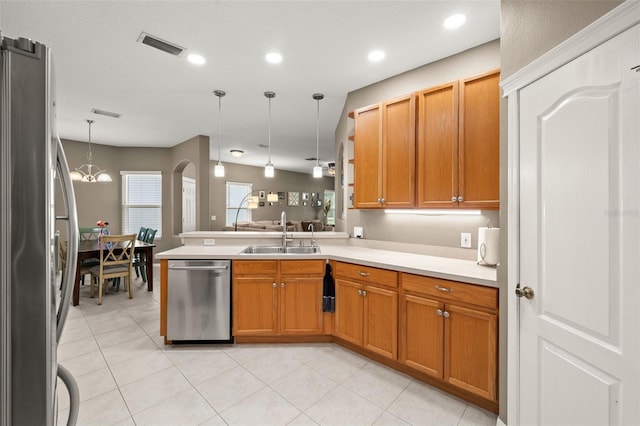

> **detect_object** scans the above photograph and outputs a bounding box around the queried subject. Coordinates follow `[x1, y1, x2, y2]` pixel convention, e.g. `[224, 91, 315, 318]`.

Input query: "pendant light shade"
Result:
[213, 90, 226, 177]
[264, 91, 276, 178]
[312, 93, 324, 178]
[70, 119, 112, 183]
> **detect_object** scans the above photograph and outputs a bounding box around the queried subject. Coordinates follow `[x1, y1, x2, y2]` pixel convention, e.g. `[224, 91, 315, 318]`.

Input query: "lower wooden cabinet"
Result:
[233, 260, 324, 337]
[399, 273, 498, 401]
[334, 262, 398, 360]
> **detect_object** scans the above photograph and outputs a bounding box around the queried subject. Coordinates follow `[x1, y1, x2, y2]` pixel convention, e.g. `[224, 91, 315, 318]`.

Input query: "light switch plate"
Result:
[210, 215, 216, 221]
[460, 233, 471, 248]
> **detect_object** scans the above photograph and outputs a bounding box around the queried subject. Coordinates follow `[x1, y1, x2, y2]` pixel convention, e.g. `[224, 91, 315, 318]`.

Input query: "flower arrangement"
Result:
[96, 220, 109, 227]
[323, 199, 331, 215]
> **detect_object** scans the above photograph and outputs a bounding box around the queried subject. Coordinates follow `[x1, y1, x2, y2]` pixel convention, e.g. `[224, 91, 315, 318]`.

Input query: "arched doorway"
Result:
[172, 160, 197, 235]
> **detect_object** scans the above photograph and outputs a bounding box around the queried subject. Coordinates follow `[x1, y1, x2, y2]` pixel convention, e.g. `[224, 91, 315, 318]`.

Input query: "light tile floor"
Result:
[57, 266, 497, 426]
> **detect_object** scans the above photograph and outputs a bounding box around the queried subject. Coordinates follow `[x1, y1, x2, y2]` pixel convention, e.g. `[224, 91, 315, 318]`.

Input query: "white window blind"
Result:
[121, 171, 162, 237]
[226, 182, 252, 226]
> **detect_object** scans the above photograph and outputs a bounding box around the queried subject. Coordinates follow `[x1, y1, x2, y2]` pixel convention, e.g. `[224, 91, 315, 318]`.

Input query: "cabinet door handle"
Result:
[272, 282, 277, 288]
[362, 290, 367, 296]
[443, 311, 450, 318]
[281, 283, 285, 288]
[451, 196, 457, 202]
[380, 198, 385, 204]
[357, 289, 363, 295]
[435, 285, 453, 293]
[357, 271, 370, 277]
[436, 309, 443, 316]
[457, 196, 464, 202]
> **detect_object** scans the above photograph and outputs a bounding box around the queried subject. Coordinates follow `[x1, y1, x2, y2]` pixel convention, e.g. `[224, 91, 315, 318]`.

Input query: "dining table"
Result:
[73, 239, 155, 306]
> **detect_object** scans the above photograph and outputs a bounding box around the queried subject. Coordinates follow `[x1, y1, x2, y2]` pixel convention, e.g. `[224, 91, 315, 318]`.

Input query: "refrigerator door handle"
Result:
[57, 365, 79, 426]
[55, 137, 78, 343]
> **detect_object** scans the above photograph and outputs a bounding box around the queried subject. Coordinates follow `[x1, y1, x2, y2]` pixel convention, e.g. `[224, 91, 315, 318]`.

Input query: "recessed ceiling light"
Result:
[265, 52, 282, 64]
[187, 54, 206, 65]
[368, 50, 385, 62]
[443, 13, 466, 29]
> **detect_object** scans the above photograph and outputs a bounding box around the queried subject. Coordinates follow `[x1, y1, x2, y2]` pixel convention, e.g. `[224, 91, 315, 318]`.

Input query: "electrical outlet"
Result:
[461, 232, 472, 248]
[210, 215, 216, 221]
[203, 239, 215, 246]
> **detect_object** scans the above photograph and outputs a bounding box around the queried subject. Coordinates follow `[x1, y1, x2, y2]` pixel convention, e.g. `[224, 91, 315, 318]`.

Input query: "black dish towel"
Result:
[323, 263, 335, 312]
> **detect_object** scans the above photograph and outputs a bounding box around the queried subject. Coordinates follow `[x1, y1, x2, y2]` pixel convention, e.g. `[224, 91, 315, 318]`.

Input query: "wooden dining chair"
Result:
[78, 226, 103, 285]
[88, 234, 136, 305]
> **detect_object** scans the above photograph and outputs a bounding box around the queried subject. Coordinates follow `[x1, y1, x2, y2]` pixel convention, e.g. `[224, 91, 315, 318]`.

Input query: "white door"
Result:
[182, 177, 196, 232]
[519, 25, 640, 425]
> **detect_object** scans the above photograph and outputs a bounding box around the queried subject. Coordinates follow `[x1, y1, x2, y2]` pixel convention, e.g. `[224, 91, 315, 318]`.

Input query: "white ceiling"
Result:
[0, 1, 500, 175]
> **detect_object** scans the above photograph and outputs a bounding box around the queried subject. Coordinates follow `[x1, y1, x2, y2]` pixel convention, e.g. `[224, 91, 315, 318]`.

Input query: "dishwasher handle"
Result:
[168, 264, 229, 271]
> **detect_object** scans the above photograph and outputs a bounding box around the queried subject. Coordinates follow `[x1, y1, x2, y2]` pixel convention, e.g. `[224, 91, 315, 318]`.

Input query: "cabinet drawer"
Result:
[233, 260, 278, 276]
[335, 262, 398, 288]
[401, 273, 497, 310]
[280, 260, 324, 275]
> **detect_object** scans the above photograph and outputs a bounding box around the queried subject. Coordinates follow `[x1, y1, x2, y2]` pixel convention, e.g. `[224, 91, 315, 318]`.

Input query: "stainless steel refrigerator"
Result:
[0, 34, 80, 425]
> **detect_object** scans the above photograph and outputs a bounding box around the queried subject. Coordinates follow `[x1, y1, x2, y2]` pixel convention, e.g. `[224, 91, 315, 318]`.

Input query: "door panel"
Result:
[445, 304, 497, 401]
[280, 277, 323, 335]
[459, 70, 500, 209]
[417, 82, 458, 208]
[334, 279, 363, 345]
[399, 294, 443, 378]
[363, 285, 398, 359]
[354, 104, 382, 208]
[382, 95, 415, 207]
[233, 278, 278, 336]
[519, 25, 639, 425]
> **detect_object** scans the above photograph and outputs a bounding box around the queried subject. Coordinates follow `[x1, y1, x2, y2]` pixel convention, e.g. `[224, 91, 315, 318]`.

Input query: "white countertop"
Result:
[155, 242, 498, 288]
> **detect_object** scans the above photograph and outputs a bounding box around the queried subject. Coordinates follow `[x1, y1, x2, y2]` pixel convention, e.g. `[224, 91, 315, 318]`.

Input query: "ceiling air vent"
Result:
[91, 108, 121, 119]
[137, 32, 185, 57]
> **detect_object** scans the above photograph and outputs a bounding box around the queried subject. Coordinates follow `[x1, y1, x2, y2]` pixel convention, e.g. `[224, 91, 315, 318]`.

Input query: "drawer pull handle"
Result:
[357, 271, 370, 277]
[435, 285, 453, 293]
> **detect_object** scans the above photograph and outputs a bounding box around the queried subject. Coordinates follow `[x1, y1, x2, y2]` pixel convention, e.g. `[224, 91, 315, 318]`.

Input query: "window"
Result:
[226, 182, 253, 226]
[121, 171, 162, 238]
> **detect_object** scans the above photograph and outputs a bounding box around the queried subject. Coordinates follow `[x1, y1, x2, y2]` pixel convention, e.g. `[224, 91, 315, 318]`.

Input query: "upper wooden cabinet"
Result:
[417, 70, 500, 209]
[458, 70, 500, 209]
[352, 68, 500, 210]
[416, 82, 459, 208]
[353, 94, 415, 209]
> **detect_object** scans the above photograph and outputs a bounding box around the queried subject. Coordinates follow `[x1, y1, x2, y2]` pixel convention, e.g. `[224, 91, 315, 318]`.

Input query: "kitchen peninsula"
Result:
[155, 231, 499, 412]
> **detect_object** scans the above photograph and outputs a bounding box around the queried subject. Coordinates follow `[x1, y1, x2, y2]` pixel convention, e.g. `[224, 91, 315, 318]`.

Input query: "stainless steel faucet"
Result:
[308, 223, 316, 247]
[281, 211, 292, 247]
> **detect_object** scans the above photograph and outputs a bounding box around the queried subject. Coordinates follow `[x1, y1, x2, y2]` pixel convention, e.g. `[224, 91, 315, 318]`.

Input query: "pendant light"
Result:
[70, 119, 112, 183]
[213, 90, 226, 177]
[312, 93, 324, 178]
[264, 91, 275, 178]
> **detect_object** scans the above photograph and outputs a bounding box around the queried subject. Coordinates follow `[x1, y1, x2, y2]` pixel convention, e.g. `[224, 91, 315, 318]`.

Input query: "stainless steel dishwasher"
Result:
[167, 260, 232, 342]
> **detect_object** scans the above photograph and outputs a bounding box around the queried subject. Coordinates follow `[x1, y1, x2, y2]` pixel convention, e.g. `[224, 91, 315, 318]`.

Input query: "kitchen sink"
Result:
[240, 245, 321, 254]
[283, 246, 321, 254]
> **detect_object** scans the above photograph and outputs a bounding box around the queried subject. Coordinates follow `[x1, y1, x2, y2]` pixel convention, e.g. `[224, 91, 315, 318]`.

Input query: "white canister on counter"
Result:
[477, 227, 500, 266]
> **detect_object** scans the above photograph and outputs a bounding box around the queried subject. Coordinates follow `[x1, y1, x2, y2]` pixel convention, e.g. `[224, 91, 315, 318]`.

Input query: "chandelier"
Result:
[70, 120, 112, 183]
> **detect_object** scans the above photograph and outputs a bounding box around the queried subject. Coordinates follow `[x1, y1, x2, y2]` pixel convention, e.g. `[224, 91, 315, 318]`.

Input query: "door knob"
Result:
[515, 284, 534, 299]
